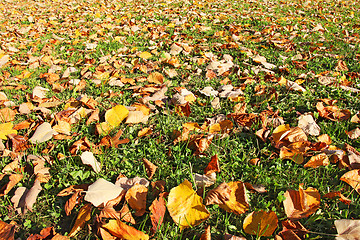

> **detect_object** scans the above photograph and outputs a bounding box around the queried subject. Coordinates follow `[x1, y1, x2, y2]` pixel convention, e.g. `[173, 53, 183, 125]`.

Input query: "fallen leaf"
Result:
[224, 233, 247, 240]
[316, 101, 351, 121]
[335, 219, 360, 240]
[142, 158, 157, 179]
[298, 114, 320, 136]
[318, 134, 332, 145]
[65, 190, 82, 216]
[147, 72, 164, 84]
[244, 183, 267, 193]
[53, 120, 71, 135]
[105, 105, 129, 128]
[0, 108, 16, 122]
[0, 122, 17, 140]
[125, 183, 148, 216]
[29, 122, 58, 143]
[205, 182, 231, 205]
[346, 128, 360, 139]
[243, 210, 278, 237]
[149, 192, 167, 233]
[11, 187, 28, 215]
[101, 219, 149, 240]
[0, 220, 15, 240]
[138, 127, 153, 138]
[167, 179, 210, 230]
[138, 51, 152, 60]
[85, 178, 124, 207]
[204, 155, 220, 175]
[304, 153, 330, 168]
[219, 181, 249, 215]
[340, 170, 360, 194]
[344, 143, 360, 169]
[25, 180, 42, 212]
[283, 184, 320, 220]
[323, 191, 351, 205]
[69, 203, 92, 237]
[194, 172, 216, 188]
[277, 220, 307, 240]
[81, 151, 101, 173]
[200, 225, 211, 240]
[32, 86, 49, 99]
[0, 174, 23, 196]
[125, 111, 149, 124]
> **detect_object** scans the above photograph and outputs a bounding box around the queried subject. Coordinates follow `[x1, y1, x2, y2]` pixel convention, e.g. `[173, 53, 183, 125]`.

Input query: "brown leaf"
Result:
[151, 180, 166, 196]
[142, 158, 157, 179]
[227, 113, 259, 128]
[323, 191, 351, 205]
[0, 174, 23, 196]
[335, 60, 348, 72]
[119, 203, 136, 224]
[0, 108, 16, 122]
[65, 190, 82, 216]
[57, 184, 89, 197]
[219, 181, 249, 214]
[175, 102, 191, 117]
[224, 234, 247, 240]
[344, 143, 360, 169]
[149, 192, 167, 233]
[346, 128, 360, 139]
[11, 187, 28, 215]
[125, 183, 148, 216]
[205, 182, 231, 205]
[335, 219, 360, 240]
[147, 72, 164, 84]
[204, 154, 220, 175]
[244, 182, 267, 193]
[243, 210, 278, 237]
[0, 220, 15, 240]
[69, 204, 92, 237]
[100, 219, 149, 240]
[277, 220, 307, 240]
[283, 185, 320, 220]
[25, 180, 42, 212]
[304, 153, 330, 168]
[316, 101, 351, 121]
[27, 226, 55, 240]
[340, 169, 360, 194]
[200, 225, 211, 240]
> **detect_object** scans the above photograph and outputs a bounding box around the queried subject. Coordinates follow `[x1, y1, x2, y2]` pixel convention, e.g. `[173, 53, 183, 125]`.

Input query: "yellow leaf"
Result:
[0, 122, 17, 140]
[243, 210, 278, 237]
[105, 105, 129, 127]
[69, 204, 92, 237]
[219, 181, 249, 214]
[138, 52, 153, 60]
[101, 219, 149, 240]
[167, 180, 209, 230]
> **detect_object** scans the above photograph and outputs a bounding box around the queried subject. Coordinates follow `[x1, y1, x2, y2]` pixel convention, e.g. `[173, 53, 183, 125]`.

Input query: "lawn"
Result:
[1, 0, 360, 239]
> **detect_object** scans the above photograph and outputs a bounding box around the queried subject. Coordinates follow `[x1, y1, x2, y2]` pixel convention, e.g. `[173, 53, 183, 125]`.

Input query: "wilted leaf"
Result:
[81, 151, 101, 173]
[25, 180, 42, 212]
[0, 108, 16, 122]
[11, 187, 28, 215]
[219, 181, 249, 215]
[0, 174, 23, 196]
[167, 179, 210, 230]
[194, 172, 216, 188]
[344, 143, 360, 169]
[224, 234, 247, 240]
[346, 128, 360, 139]
[335, 219, 360, 240]
[277, 220, 307, 240]
[200, 225, 211, 240]
[204, 155, 220, 175]
[340, 170, 360, 194]
[125, 183, 148, 216]
[283, 185, 320, 220]
[0, 122, 17, 140]
[0, 220, 15, 240]
[243, 210, 278, 237]
[316, 101, 351, 121]
[298, 114, 320, 136]
[205, 182, 231, 205]
[323, 191, 351, 205]
[85, 178, 124, 207]
[105, 105, 129, 127]
[304, 153, 330, 168]
[101, 219, 149, 240]
[69, 203, 92, 237]
[142, 158, 157, 179]
[149, 192, 167, 233]
[29, 122, 58, 143]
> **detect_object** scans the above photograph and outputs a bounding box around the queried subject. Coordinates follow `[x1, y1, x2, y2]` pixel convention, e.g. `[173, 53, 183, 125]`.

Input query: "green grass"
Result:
[1, 0, 360, 239]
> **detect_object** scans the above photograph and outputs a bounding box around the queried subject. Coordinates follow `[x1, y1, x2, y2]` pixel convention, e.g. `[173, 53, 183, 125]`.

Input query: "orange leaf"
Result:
[101, 219, 149, 240]
[125, 183, 148, 216]
[243, 210, 278, 237]
[304, 153, 330, 168]
[0, 108, 16, 122]
[323, 191, 351, 205]
[0, 174, 23, 197]
[0, 220, 15, 240]
[283, 185, 320, 220]
[167, 180, 210, 230]
[149, 192, 167, 233]
[340, 170, 360, 194]
[204, 154, 220, 175]
[205, 182, 231, 205]
[69, 204, 92, 237]
[142, 158, 157, 179]
[219, 181, 249, 214]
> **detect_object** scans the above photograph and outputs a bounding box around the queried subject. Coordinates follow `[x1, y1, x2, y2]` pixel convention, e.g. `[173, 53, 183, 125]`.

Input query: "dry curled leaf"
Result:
[335, 219, 360, 240]
[81, 151, 101, 173]
[219, 181, 249, 215]
[340, 169, 360, 194]
[205, 182, 231, 205]
[149, 192, 167, 233]
[125, 183, 148, 217]
[69, 203, 92, 237]
[0, 220, 15, 240]
[142, 158, 157, 179]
